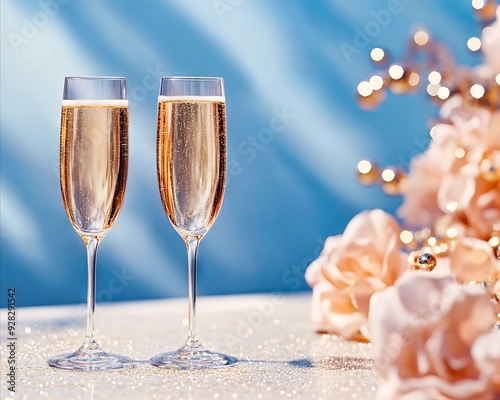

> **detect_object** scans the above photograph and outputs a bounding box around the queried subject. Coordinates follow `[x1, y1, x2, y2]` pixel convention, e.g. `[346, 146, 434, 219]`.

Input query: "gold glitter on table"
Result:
[1, 294, 380, 399]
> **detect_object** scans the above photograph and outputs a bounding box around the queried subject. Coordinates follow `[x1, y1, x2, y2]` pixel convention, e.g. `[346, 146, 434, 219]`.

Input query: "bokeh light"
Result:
[467, 37, 481, 51]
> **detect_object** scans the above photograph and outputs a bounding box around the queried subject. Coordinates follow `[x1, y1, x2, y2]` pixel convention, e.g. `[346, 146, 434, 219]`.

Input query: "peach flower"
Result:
[370, 272, 500, 400]
[473, 331, 500, 393]
[305, 209, 407, 340]
[397, 121, 458, 228]
[448, 237, 500, 283]
[398, 95, 500, 240]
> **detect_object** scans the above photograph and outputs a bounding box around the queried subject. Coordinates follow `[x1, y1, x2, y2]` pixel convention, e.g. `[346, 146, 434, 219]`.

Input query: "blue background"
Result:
[0, 0, 484, 307]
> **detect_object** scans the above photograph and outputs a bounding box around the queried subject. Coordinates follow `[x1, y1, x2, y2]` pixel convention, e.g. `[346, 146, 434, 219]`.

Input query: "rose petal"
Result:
[472, 331, 500, 391]
[449, 238, 500, 283]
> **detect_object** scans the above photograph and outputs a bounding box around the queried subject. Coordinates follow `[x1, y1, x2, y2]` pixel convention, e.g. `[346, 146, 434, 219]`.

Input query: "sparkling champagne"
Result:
[60, 100, 128, 238]
[157, 96, 226, 237]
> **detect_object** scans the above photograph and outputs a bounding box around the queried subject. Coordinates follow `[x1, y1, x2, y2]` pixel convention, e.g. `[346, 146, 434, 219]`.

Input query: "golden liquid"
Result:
[157, 97, 226, 238]
[60, 102, 128, 239]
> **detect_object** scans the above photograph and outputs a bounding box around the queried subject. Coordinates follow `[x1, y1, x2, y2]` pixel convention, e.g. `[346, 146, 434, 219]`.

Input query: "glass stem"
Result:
[85, 237, 99, 343]
[185, 236, 200, 346]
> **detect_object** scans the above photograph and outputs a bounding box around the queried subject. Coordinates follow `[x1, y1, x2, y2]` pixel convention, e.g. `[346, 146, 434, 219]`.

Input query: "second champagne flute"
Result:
[151, 77, 237, 369]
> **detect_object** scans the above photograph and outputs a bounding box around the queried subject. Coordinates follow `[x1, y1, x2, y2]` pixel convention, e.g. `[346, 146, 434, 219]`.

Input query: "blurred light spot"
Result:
[495, 73, 500, 85]
[447, 227, 458, 238]
[428, 71, 442, 84]
[182, 318, 188, 326]
[432, 245, 442, 255]
[427, 83, 440, 96]
[369, 75, 384, 90]
[446, 201, 458, 212]
[388, 65, 404, 80]
[437, 86, 450, 100]
[357, 81, 373, 97]
[381, 168, 395, 182]
[467, 37, 481, 51]
[357, 160, 373, 174]
[470, 84, 485, 99]
[357, 160, 380, 184]
[427, 237, 437, 246]
[414, 30, 429, 46]
[370, 48, 385, 62]
[420, 228, 431, 239]
[400, 230, 414, 244]
[455, 147, 466, 159]
[409, 72, 420, 86]
[489, 236, 500, 247]
[472, 0, 485, 9]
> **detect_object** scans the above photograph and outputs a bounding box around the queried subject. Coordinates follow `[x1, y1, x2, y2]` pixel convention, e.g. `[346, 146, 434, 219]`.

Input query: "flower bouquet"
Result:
[306, 3, 500, 399]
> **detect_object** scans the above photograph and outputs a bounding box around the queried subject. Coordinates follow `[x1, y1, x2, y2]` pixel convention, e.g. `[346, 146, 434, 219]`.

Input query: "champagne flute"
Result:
[151, 77, 237, 369]
[48, 77, 133, 370]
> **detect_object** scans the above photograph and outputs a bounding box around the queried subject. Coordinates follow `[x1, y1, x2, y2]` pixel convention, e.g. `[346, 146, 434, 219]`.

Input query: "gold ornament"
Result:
[381, 167, 406, 195]
[480, 151, 500, 181]
[489, 232, 500, 258]
[387, 65, 419, 94]
[357, 160, 381, 185]
[472, 0, 497, 22]
[407, 251, 420, 269]
[485, 81, 499, 110]
[494, 291, 500, 303]
[417, 253, 437, 271]
[357, 88, 385, 110]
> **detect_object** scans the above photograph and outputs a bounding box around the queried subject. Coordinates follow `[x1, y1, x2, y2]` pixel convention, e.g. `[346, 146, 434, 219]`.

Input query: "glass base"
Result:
[150, 341, 238, 370]
[48, 339, 134, 371]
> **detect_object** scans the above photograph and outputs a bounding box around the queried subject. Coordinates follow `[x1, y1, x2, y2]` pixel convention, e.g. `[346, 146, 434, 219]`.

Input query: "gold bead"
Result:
[417, 253, 437, 271]
[357, 88, 385, 110]
[488, 233, 500, 248]
[387, 65, 419, 94]
[473, 0, 497, 21]
[381, 167, 406, 195]
[485, 82, 499, 110]
[357, 160, 381, 185]
[408, 251, 420, 269]
[480, 151, 500, 182]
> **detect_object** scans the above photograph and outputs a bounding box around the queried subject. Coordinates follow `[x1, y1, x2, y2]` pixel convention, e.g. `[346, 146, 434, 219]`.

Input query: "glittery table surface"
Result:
[0, 293, 380, 399]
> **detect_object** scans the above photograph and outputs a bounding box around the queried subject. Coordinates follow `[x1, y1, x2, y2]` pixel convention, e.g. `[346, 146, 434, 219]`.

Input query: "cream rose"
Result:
[370, 273, 500, 400]
[305, 209, 407, 340]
